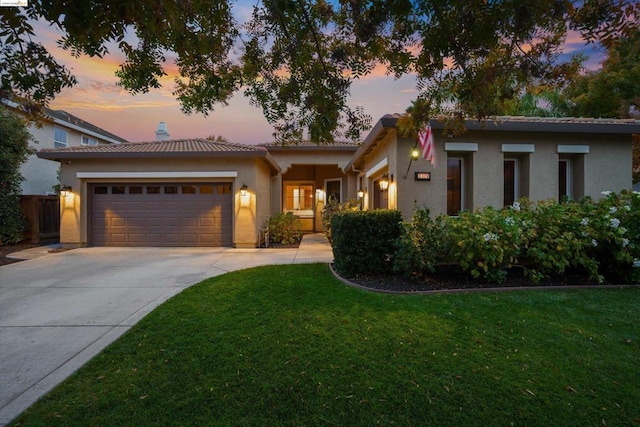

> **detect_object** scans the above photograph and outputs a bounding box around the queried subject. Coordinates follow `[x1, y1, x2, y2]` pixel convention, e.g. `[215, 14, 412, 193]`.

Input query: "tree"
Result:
[1, 1, 638, 142]
[0, 105, 34, 244]
[563, 30, 640, 118]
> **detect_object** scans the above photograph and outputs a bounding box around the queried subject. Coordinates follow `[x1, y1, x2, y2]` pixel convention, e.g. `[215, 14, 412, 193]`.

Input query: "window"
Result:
[285, 183, 314, 214]
[94, 186, 108, 194]
[164, 186, 178, 194]
[559, 159, 571, 200]
[54, 127, 68, 147]
[147, 186, 161, 194]
[111, 186, 125, 194]
[447, 158, 464, 215]
[81, 135, 98, 146]
[129, 186, 143, 194]
[504, 159, 519, 207]
[200, 185, 214, 194]
[182, 185, 197, 194]
[325, 179, 342, 203]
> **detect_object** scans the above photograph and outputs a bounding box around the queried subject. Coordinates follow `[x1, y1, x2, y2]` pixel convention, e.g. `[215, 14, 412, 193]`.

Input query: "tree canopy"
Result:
[1, 1, 638, 142]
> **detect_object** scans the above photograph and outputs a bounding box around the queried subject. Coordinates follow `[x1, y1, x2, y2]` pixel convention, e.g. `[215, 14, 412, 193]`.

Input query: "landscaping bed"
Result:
[0, 242, 40, 266]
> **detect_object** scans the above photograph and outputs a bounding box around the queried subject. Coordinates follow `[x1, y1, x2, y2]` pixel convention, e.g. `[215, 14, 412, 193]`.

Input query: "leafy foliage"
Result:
[268, 212, 303, 246]
[331, 209, 403, 277]
[0, 105, 34, 244]
[321, 197, 359, 242]
[392, 193, 640, 284]
[1, 1, 638, 141]
[563, 30, 640, 118]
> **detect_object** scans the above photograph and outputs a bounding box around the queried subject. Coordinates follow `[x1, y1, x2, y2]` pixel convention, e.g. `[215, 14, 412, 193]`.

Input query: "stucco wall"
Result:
[57, 156, 272, 248]
[394, 129, 632, 219]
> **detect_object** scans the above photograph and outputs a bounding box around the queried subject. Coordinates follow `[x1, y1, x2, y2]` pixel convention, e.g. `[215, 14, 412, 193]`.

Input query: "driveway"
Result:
[0, 235, 332, 426]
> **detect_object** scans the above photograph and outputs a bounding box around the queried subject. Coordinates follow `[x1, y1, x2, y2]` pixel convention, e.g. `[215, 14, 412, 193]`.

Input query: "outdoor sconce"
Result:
[60, 184, 72, 197]
[379, 174, 393, 191]
[357, 187, 366, 199]
[411, 148, 420, 160]
[240, 183, 248, 197]
[316, 188, 324, 202]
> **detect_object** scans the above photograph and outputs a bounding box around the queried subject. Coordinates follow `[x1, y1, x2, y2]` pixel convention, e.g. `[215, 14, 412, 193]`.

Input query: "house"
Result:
[37, 115, 640, 248]
[14, 105, 127, 195]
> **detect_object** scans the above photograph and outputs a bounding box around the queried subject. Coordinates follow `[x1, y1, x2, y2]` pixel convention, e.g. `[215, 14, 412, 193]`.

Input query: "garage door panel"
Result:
[91, 183, 233, 247]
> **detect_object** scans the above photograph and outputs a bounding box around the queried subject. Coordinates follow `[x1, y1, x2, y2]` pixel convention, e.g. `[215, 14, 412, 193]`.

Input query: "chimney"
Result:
[155, 122, 170, 141]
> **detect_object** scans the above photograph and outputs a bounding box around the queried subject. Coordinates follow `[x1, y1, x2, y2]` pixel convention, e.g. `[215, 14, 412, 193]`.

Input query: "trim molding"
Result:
[76, 171, 239, 179]
[501, 144, 535, 153]
[445, 142, 478, 152]
[365, 157, 388, 178]
[557, 144, 589, 154]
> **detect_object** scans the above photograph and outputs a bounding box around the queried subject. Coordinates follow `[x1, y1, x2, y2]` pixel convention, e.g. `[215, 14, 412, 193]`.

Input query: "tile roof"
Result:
[262, 140, 360, 150]
[40, 138, 266, 155]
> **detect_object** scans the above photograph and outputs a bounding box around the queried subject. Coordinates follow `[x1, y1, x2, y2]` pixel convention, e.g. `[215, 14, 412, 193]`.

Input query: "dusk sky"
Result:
[34, 9, 606, 145]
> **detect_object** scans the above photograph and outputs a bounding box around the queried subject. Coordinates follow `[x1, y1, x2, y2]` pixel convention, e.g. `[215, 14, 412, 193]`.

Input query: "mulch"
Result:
[0, 242, 41, 266]
[342, 264, 609, 293]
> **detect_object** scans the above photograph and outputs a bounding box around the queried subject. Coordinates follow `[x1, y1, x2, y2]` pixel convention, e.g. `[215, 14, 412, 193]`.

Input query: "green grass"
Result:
[11, 264, 640, 426]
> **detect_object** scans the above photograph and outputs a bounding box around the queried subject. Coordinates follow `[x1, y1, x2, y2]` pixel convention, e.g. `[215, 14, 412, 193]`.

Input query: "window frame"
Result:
[81, 135, 98, 146]
[504, 158, 520, 207]
[447, 157, 465, 216]
[283, 181, 315, 217]
[54, 127, 68, 147]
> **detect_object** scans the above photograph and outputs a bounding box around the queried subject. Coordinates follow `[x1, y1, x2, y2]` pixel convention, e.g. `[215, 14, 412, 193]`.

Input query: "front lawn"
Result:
[11, 264, 640, 426]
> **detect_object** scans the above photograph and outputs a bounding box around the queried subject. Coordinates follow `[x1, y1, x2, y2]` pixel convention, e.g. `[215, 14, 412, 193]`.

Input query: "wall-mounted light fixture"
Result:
[411, 148, 420, 160]
[60, 184, 72, 197]
[240, 183, 248, 197]
[379, 174, 393, 191]
[357, 187, 367, 199]
[315, 188, 324, 202]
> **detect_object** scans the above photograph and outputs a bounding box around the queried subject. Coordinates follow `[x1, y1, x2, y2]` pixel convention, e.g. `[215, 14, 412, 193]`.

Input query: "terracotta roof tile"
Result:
[40, 138, 265, 154]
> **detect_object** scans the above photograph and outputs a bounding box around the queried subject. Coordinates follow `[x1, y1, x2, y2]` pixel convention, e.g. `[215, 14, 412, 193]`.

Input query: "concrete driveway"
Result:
[0, 235, 332, 426]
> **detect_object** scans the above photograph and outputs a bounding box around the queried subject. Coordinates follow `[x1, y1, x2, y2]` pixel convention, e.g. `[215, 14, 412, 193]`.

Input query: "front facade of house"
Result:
[38, 115, 639, 248]
[15, 106, 128, 195]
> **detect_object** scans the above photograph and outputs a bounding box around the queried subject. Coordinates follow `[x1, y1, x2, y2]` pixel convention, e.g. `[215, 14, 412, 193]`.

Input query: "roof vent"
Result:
[155, 122, 170, 141]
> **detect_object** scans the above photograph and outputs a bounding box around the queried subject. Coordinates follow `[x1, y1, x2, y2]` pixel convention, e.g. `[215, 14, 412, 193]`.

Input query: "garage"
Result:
[91, 183, 232, 247]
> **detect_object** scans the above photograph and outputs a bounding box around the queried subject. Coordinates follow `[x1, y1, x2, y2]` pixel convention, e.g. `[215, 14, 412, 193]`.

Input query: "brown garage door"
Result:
[91, 183, 232, 247]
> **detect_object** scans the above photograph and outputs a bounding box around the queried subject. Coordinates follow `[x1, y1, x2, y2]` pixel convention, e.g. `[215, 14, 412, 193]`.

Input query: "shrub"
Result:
[393, 208, 448, 276]
[445, 206, 528, 283]
[321, 197, 359, 242]
[268, 212, 303, 245]
[0, 106, 34, 245]
[331, 210, 403, 277]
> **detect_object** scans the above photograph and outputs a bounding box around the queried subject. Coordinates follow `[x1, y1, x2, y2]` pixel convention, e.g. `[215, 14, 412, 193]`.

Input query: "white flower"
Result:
[504, 217, 515, 226]
[622, 238, 630, 248]
[581, 231, 589, 237]
[633, 259, 640, 268]
[620, 227, 627, 234]
[601, 191, 612, 196]
[483, 232, 498, 242]
[624, 205, 631, 211]
[580, 217, 589, 226]
[511, 202, 521, 212]
[592, 239, 598, 247]
[609, 206, 618, 214]
[610, 218, 621, 228]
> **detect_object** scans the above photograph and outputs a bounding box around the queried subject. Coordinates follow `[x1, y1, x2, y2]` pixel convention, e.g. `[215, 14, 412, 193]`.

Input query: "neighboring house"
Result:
[37, 115, 640, 248]
[15, 105, 127, 195]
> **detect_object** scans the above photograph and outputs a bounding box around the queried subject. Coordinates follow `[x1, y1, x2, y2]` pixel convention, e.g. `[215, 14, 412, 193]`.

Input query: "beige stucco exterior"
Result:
[17, 109, 126, 195]
[56, 156, 274, 248]
[39, 115, 638, 248]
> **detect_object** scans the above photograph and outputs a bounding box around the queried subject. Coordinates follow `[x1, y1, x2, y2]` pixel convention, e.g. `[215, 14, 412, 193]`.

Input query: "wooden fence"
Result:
[20, 195, 60, 243]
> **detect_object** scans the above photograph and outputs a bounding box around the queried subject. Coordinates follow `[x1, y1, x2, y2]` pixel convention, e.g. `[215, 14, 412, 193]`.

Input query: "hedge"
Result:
[331, 209, 403, 277]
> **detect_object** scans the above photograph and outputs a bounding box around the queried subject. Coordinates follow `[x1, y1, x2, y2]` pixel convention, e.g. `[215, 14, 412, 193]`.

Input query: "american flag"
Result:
[418, 125, 436, 167]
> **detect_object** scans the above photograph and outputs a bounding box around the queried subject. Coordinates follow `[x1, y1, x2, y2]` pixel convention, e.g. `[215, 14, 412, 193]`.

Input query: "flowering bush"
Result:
[393, 208, 448, 275]
[391, 192, 640, 284]
[445, 207, 526, 283]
